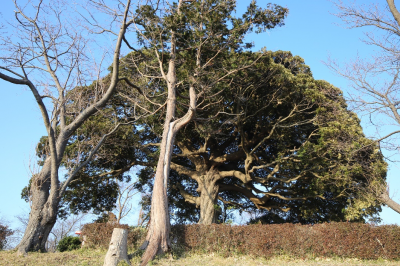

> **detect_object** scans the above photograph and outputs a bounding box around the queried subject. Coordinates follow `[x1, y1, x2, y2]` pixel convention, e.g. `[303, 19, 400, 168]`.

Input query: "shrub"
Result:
[57, 236, 82, 252]
[80, 222, 400, 260]
[0, 224, 13, 250]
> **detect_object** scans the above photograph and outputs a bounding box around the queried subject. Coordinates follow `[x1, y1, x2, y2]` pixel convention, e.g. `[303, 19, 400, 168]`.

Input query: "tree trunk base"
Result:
[103, 228, 131, 266]
[16, 250, 28, 257]
[16, 210, 57, 255]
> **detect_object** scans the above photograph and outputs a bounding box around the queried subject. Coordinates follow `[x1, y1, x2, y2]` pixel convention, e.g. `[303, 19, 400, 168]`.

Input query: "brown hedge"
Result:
[81, 222, 400, 259]
[81, 222, 146, 249]
[171, 223, 400, 260]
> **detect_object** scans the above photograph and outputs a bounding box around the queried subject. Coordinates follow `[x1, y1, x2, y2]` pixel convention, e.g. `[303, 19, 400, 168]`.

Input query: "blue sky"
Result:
[1, 0, 399, 229]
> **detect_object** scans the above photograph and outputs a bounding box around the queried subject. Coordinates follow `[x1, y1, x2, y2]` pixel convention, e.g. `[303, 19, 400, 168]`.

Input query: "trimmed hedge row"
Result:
[81, 222, 146, 249]
[171, 223, 400, 259]
[82, 222, 400, 259]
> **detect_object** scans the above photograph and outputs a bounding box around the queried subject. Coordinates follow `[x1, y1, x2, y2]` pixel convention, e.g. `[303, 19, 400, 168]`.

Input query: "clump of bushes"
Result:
[0, 224, 13, 250]
[57, 236, 82, 252]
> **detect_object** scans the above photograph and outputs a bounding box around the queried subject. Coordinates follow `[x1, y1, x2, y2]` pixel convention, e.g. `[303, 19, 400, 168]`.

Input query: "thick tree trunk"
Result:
[16, 203, 57, 254]
[198, 170, 219, 225]
[8, 1, 132, 255]
[103, 228, 131, 266]
[16, 162, 60, 255]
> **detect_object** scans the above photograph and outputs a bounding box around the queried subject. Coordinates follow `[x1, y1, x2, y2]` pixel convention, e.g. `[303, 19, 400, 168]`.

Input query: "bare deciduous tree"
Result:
[114, 178, 139, 224]
[329, 0, 400, 214]
[0, 0, 134, 254]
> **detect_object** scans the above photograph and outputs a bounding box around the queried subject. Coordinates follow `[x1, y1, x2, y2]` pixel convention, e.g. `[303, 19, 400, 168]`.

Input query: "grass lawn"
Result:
[0, 248, 397, 266]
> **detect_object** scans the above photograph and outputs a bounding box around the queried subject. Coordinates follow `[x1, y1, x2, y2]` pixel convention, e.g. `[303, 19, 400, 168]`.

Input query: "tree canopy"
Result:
[48, 50, 387, 225]
[134, 50, 387, 224]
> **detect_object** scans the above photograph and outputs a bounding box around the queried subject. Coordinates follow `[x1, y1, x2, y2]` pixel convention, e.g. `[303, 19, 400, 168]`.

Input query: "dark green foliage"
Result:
[133, 0, 288, 52]
[62, 176, 121, 216]
[92, 213, 114, 224]
[57, 236, 81, 252]
[22, 0, 289, 221]
[21, 94, 145, 217]
[21, 173, 126, 219]
[134, 50, 386, 224]
[21, 0, 385, 226]
[55, 49, 386, 225]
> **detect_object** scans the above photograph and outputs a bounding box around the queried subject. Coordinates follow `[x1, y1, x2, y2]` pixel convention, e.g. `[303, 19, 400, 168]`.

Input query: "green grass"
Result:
[0, 248, 105, 266]
[0, 248, 397, 266]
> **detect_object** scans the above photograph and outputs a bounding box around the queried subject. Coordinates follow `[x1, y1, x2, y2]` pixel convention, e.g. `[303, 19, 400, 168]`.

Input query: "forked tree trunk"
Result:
[139, 163, 171, 265]
[140, 81, 196, 266]
[140, 3, 195, 265]
[139, 55, 176, 266]
[198, 170, 219, 225]
[104, 228, 131, 266]
[16, 163, 60, 254]
[140, 89, 196, 264]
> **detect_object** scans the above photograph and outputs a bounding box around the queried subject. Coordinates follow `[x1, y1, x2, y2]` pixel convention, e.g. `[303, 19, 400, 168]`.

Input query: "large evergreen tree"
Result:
[54, 50, 386, 227]
[120, 1, 288, 263]
[134, 50, 386, 225]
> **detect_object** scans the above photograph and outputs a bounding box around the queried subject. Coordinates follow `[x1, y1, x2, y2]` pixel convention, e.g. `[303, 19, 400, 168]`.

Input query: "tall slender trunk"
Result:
[140, 66, 196, 266]
[198, 170, 219, 225]
[140, 111, 176, 265]
[140, 2, 195, 264]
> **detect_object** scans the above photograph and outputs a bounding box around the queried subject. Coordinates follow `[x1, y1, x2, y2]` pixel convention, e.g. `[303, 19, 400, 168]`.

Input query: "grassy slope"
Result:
[0, 249, 397, 266]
